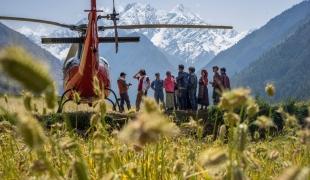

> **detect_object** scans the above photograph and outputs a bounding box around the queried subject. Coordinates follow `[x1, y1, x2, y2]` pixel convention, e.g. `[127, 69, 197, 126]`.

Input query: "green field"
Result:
[0, 47, 309, 180]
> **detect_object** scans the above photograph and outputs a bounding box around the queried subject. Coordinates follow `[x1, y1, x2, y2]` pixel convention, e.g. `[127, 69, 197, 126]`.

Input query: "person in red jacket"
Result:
[164, 71, 175, 111]
[117, 72, 132, 113]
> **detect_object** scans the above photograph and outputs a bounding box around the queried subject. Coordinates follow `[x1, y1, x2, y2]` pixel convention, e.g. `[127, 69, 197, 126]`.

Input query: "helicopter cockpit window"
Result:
[99, 57, 109, 69]
[64, 57, 79, 71]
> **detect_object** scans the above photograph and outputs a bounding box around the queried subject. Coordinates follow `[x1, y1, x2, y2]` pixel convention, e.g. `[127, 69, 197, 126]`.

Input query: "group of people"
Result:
[117, 65, 231, 113]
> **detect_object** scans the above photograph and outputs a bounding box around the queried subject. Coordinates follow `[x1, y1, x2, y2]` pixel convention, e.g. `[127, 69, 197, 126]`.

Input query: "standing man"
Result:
[164, 71, 175, 111]
[176, 64, 189, 110]
[151, 73, 164, 105]
[117, 72, 132, 113]
[220, 68, 231, 90]
[188, 67, 198, 111]
[210, 66, 222, 105]
[133, 69, 150, 112]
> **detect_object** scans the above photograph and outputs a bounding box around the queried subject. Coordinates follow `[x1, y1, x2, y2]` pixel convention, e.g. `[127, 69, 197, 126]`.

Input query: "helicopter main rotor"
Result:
[0, 0, 233, 53]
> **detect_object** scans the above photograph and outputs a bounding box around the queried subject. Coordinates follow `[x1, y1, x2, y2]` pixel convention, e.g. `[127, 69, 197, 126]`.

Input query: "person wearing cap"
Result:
[151, 73, 164, 105]
[133, 69, 150, 111]
[176, 64, 189, 110]
[220, 68, 231, 90]
[117, 72, 132, 113]
[210, 66, 222, 105]
[188, 67, 198, 111]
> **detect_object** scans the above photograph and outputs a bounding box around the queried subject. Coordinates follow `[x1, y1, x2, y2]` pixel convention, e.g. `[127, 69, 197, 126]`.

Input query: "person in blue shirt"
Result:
[176, 64, 189, 110]
[151, 73, 164, 105]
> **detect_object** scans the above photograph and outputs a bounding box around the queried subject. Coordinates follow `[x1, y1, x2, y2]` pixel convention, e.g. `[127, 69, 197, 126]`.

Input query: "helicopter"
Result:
[0, 0, 233, 113]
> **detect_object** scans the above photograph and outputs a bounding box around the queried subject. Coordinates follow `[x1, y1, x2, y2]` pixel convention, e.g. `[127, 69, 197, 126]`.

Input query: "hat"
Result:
[120, 72, 126, 76]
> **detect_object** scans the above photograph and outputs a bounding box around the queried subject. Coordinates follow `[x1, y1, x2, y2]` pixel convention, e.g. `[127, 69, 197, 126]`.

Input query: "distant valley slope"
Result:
[205, 1, 310, 76]
[233, 19, 310, 101]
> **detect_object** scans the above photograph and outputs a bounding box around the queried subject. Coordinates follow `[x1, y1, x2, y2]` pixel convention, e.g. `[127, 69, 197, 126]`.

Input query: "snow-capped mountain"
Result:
[16, 3, 248, 67]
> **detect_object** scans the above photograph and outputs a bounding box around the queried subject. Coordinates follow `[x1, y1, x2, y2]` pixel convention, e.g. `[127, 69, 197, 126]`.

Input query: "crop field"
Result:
[0, 48, 309, 180]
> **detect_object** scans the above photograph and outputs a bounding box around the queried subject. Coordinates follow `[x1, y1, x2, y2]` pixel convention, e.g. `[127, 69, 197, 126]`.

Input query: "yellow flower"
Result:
[265, 83, 276, 97]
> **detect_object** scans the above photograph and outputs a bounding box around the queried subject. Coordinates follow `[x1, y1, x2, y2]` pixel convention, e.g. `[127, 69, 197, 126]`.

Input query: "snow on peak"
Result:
[15, 3, 248, 66]
[172, 4, 185, 12]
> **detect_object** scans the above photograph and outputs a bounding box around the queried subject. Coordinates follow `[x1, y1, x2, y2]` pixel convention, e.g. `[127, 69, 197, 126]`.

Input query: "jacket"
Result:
[151, 79, 164, 93]
[177, 71, 189, 89]
[164, 76, 175, 93]
[188, 73, 198, 91]
[117, 78, 129, 94]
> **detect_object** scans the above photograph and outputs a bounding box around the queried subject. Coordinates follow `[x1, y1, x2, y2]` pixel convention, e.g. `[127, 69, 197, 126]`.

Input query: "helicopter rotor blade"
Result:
[101, 24, 233, 30]
[112, 0, 119, 53]
[41, 37, 139, 44]
[0, 16, 82, 31]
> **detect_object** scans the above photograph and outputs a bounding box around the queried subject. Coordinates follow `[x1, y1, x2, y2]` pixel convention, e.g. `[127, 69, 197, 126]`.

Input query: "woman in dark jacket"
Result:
[198, 69, 209, 110]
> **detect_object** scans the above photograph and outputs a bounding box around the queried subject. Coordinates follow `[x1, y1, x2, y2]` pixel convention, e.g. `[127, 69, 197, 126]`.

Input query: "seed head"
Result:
[276, 167, 310, 180]
[219, 88, 251, 111]
[0, 47, 54, 94]
[31, 160, 48, 173]
[143, 97, 161, 113]
[118, 105, 179, 146]
[72, 160, 89, 180]
[73, 91, 81, 104]
[4, 94, 8, 104]
[99, 100, 107, 117]
[268, 150, 280, 160]
[265, 83, 276, 97]
[237, 124, 248, 152]
[254, 116, 275, 129]
[45, 83, 57, 109]
[199, 149, 228, 167]
[90, 114, 100, 127]
[173, 159, 185, 173]
[285, 115, 298, 128]
[246, 99, 259, 117]
[17, 115, 46, 149]
[224, 112, 240, 127]
[23, 92, 33, 112]
[93, 76, 100, 95]
[218, 125, 227, 142]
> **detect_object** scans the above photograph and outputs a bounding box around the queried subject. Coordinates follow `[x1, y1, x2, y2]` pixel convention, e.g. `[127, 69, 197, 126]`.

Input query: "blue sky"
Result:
[0, 0, 304, 31]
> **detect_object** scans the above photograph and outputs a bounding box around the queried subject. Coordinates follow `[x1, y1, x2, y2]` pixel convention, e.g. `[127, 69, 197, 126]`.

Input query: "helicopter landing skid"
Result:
[105, 88, 121, 112]
[57, 89, 74, 113]
[56, 88, 121, 113]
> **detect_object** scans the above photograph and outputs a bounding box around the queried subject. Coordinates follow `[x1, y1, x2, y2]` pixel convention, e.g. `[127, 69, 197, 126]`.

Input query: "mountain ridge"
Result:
[205, 0, 310, 76]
